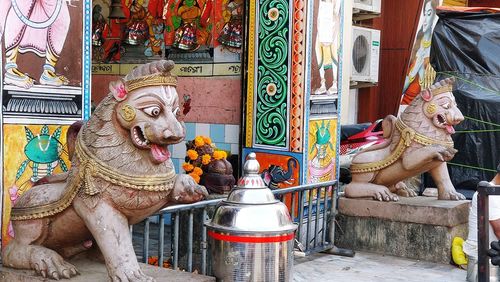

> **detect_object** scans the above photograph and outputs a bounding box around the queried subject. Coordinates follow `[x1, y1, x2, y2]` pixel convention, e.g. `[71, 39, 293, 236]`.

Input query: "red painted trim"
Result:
[207, 231, 295, 243]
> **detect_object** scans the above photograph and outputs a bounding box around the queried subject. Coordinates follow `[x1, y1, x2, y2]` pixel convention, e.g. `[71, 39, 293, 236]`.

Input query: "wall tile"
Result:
[172, 141, 186, 159]
[210, 124, 225, 143]
[195, 123, 210, 137]
[231, 143, 239, 155]
[224, 124, 239, 143]
[185, 122, 196, 140]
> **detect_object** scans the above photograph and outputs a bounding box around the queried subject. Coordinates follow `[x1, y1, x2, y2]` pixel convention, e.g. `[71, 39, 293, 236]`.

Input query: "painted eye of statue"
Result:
[143, 106, 161, 117]
[442, 103, 450, 109]
[173, 107, 180, 117]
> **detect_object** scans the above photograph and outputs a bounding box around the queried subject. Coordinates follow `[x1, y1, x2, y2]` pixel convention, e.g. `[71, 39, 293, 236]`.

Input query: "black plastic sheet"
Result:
[426, 9, 500, 193]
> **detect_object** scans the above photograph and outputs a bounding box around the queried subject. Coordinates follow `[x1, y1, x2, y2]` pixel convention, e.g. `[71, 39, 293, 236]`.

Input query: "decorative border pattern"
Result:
[253, 0, 290, 148]
[290, 0, 306, 152]
[83, 0, 91, 120]
[245, 0, 257, 147]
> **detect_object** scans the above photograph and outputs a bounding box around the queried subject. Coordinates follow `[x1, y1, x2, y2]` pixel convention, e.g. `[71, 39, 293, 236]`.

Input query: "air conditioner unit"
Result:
[351, 26, 380, 84]
[353, 0, 381, 14]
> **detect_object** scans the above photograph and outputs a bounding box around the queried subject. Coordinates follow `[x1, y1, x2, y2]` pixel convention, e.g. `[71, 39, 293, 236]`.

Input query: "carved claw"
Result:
[439, 190, 466, 201]
[171, 174, 208, 204]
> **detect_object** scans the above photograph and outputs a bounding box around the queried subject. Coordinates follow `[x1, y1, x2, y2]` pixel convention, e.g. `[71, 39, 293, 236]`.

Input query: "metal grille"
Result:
[132, 181, 337, 276]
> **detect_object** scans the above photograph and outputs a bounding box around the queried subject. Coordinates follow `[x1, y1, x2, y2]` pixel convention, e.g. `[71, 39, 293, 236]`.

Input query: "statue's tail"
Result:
[67, 120, 84, 161]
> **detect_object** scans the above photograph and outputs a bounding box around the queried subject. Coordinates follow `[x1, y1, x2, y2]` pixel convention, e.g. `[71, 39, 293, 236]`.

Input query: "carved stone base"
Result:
[335, 196, 470, 264]
[0, 257, 215, 282]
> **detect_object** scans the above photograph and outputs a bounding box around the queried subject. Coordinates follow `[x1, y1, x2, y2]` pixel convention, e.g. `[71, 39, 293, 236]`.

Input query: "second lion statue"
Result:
[2, 60, 208, 281]
[345, 78, 465, 202]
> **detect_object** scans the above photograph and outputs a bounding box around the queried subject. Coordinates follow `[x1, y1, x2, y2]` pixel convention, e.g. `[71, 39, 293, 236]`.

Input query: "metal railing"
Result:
[477, 181, 500, 282]
[132, 180, 337, 275]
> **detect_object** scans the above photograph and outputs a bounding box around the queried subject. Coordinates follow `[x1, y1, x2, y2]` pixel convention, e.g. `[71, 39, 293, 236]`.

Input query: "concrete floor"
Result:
[294, 251, 465, 282]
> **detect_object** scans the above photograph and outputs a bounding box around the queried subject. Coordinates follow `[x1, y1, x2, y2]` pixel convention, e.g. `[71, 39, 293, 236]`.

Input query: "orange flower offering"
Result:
[187, 149, 198, 160]
[202, 136, 212, 145]
[194, 136, 205, 147]
[182, 162, 194, 172]
[189, 172, 201, 183]
[193, 167, 203, 176]
[213, 150, 227, 160]
[202, 154, 211, 165]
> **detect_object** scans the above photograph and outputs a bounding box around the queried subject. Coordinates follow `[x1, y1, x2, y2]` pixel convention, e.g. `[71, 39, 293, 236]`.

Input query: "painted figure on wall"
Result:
[401, 0, 440, 105]
[164, 0, 212, 52]
[217, 0, 243, 49]
[313, 0, 341, 95]
[0, 0, 72, 89]
[308, 119, 336, 183]
[2, 124, 71, 246]
[144, 18, 165, 56]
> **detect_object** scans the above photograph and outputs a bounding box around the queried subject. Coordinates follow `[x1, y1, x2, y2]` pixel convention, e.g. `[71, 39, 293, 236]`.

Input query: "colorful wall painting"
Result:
[2, 124, 71, 246]
[401, 0, 442, 105]
[401, 0, 468, 107]
[0, 0, 91, 248]
[92, 0, 242, 69]
[307, 118, 337, 184]
[311, 0, 341, 96]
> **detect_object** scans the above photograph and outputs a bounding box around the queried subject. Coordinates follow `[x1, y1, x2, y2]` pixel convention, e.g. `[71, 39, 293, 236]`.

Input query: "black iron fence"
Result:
[477, 181, 500, 282]
[132, 180, 337, 276]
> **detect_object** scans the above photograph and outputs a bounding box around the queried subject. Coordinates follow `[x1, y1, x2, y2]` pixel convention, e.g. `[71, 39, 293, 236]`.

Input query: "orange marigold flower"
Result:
[213, 151, 224, 160]
[220, 151, 228, 159]
[202, 136, 212, 145]
[193, 167, 203, 176]
[189, 172, 201, 183]
[187, 149, 198, 160]
[202, 154, 211, 165]
[194, 136, 205, 147]
[182, 162, 194, 172]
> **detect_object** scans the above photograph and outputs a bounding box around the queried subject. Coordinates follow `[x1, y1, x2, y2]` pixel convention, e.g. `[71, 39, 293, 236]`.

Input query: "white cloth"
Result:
[463, 191, 500, 259]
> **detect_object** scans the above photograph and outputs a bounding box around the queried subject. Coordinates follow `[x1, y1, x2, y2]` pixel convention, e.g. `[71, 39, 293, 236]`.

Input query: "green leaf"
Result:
[166, 25, 172, 32]
[59, 158, 68, 172]
[41, 125, 49, 135]
[24, 127, 34, 142]
[53, 126, 62, 140]
[15, 160, 29, 181]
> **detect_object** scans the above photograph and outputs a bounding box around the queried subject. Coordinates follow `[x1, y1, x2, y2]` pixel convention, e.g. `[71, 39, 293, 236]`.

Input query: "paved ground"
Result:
[294, 251, 465, 282]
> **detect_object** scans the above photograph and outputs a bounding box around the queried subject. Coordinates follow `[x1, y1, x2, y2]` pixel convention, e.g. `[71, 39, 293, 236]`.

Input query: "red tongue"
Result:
[151, 144, 170, 163]
[446, 125, 455, 134]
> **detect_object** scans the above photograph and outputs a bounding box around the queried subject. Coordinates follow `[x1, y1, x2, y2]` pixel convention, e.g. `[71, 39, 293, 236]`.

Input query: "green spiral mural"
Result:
[255, 0, 289, 148]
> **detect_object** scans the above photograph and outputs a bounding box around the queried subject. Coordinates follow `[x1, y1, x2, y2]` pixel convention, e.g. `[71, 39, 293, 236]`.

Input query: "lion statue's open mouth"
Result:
[131, 126, 171, 163]
[434, 113, 455, 134]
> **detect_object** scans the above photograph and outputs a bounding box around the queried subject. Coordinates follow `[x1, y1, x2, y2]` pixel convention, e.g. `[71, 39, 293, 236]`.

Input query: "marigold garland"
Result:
[184, 135, 229, 184]
[193, 167, 203, 176]
[187, 149, 198, 160]
[202, 154, 211, 165]
[194, 136, 205, 147]
[182, 162, 194, 172]
[202, 136, 212, 145]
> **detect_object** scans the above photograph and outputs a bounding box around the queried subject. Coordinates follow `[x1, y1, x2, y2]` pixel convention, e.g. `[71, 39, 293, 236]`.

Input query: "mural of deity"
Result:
[401, 0, 440, 105]
[0, 0, 72, 89]
[313, 0, 341, 95]
[308, 120, 336, 183]
[217, 0, 243, 49]
[163, 0, 212, 52]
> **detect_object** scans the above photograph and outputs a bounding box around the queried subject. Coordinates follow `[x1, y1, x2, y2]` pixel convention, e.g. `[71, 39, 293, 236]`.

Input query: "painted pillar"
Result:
[242, 0, 343, 199]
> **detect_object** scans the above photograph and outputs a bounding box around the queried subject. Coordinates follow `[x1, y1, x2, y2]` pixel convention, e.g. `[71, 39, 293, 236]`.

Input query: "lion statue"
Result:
[344, 78, 465, 201]
[2, 60, 208, 281]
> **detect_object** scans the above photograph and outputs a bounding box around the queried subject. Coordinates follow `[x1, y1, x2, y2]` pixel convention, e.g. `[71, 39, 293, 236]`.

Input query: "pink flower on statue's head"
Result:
[117, 85, 128, 100]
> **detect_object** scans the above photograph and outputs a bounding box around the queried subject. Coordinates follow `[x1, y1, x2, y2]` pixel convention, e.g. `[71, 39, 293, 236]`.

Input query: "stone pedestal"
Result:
[335, 196, 470, 264]
[0, 258, 215, 282]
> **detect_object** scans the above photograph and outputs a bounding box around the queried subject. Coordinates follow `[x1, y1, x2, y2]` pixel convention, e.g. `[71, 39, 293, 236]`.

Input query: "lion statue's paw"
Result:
[438, 190, 466, 201]
[171, 174, 209, 204]
[110, 268, 155, 282]
[29, 247, 79, 279]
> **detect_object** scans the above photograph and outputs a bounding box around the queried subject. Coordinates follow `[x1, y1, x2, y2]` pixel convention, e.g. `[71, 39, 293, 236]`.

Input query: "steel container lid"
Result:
[205, 153, 297, 235]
